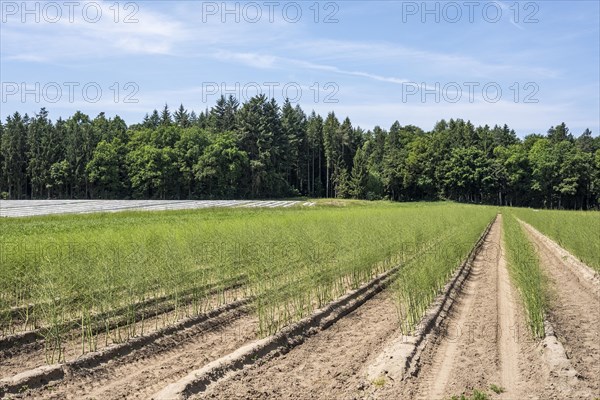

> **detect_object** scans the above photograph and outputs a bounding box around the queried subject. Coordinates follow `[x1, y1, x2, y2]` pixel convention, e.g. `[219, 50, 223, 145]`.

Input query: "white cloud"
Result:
[286, 39, 558, 79]
[2, 0, 595, 137]
[1, 0, 186, 61]
[211, 51, 279, 69]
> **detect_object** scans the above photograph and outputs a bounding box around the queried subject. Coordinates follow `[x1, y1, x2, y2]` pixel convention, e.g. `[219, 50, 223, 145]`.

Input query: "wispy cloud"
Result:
[287, 39, 558, 79]
[212, 51, 279, 69]
[496, 1, 526, 31]
[1, 0, 186, 61]
[1, 0, 597, 136]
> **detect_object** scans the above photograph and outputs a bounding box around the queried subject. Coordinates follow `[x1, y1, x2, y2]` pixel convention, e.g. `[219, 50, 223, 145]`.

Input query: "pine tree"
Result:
[149, 110, 160, 128]
[174, 104, 190, 128]
[547, 122, 573, 143]
[1, 112, 28, 198]
[189, 111, 198, 126]
[322, 112, 340, 197]
[27, 108, 54, 198]
[306, 111, 324, 196]
[160, 104, 172, 126]
[0, 121, 5, 197]
[281, 100, 308, 193]
[351, 147, 369, 199]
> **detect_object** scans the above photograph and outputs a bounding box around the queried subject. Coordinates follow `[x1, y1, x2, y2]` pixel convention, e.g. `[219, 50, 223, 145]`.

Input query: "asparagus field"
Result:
[512, 208, 600, 272]
[0, 201, 598, 400]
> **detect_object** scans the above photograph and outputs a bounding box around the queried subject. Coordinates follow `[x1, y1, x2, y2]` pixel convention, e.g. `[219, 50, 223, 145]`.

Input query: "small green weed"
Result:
[371, 376, 386, 387]
[450, 389, 490, 400]
[489, 384, 505, 394]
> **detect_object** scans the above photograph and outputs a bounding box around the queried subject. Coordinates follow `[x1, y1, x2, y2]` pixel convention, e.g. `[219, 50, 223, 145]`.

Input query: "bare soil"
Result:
[522, 222, 600, 398]
[369, 215, 551, 399]
[0, 287, 245, 379]
[7, 216, 599, 400]
[197, 291, 400, 400]
[25, 307, 258, 400]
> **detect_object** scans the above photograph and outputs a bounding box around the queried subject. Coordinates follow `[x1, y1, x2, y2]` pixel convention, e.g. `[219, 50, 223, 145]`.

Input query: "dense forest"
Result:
[1, 95, 599, 209]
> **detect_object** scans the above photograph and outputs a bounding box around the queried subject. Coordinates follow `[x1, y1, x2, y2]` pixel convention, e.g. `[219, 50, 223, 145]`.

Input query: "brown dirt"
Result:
[0, 288, 245, 379]
[378, 215, 554, 399]
[22, 307, 258, 400]
[522, 222, 600, 398]
[8, 216, 597, 400]
[196, 291, 400, 400]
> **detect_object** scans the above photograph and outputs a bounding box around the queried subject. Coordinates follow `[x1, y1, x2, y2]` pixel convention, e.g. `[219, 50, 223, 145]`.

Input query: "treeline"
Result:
[1, 95, 599, 209]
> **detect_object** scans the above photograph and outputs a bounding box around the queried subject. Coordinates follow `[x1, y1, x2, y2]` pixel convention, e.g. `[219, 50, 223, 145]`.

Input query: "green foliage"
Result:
[209, 95, 238, 132]
[236, 95, 291, 197]
[513, 208, 600, 272]
[1, 99, 598, 209]
[502, 213, 546, 337]
[1, 112, 28, 198]
[126, 144, 177, 199]
[86, 140, 123, 198]
[350, 147, 369, 199]
[449, 389, 490, 400]
[393, 206, 496, 333]
[194, 132, 249, 197]
[441, 146, 490, 202]
[371, 376, 386, 387]
[0, 202, 496, 353]
[489, 384, 504, 394]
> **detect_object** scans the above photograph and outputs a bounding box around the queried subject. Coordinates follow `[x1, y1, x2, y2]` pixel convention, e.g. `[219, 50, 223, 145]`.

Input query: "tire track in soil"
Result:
[416, 216, 503, 399]
[27, 308, 258, 400]
[522, 223, 600, 398]
[496, 221, 519, 399]
[196, 291, 399, 400]
[391, 215, 551, 400]
[426, 245, 486, 400]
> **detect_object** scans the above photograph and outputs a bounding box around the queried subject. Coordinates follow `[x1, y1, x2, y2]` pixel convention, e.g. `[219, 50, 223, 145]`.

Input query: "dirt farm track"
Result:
[0, 208, 598, 399]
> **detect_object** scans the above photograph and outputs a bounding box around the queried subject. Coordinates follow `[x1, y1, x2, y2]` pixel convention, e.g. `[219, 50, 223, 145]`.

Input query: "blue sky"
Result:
[1, 0, 599, 136]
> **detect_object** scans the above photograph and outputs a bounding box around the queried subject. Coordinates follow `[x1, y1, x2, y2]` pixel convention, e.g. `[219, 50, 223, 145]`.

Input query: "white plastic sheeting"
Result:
[0, 200, 303, 218]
